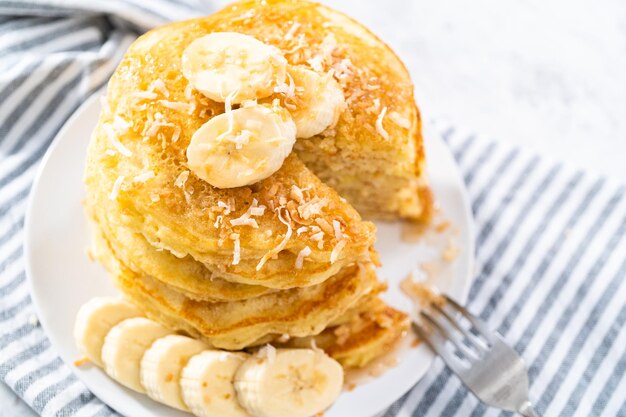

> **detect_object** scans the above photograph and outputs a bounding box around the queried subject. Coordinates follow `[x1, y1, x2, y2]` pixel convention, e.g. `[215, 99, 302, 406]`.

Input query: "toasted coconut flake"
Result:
[174, 170, 190, 188]
[133, 170, 155, 183]
[330, 239, 347, 264]
[230, 199, 265, 228]
[257, 344, 277, 363]
[184, 83, 194, 101]
[284, 22, 301, 40]
[171, 126, 181, 143]
[307, 55, 325, 72]
[295, 246, 312, 269]
[296, 226, 309, 235]
[389, 111, 411, 129]
[231, 233, 241, 265]
[310, 231, 325, 249]
[133, 91, 158, 100]
[109, 176, 124, 200]
[332, 219, 343, 241]
[315, 218, 333, 235]
[150, 79, 169, 97]
[103, 123, 132, 157]
[290, 185, 304, 203]
[298, 197, 329, 220]
[158, 100, 192, 112]
[214, 215, 223, 228]
[256, 209, 293, 271]
[218, 200, 235, 215]
[376, 106, 390, 140]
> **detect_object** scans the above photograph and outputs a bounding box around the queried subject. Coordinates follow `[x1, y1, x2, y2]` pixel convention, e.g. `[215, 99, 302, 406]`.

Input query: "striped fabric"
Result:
[1, 2, 625, 417]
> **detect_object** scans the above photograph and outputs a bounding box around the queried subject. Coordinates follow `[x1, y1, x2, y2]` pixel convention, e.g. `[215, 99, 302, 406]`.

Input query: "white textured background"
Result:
[3, 0, 626, 415]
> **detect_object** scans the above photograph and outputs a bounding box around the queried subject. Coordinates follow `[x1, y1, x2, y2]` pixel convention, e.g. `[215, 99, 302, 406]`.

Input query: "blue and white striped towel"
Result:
[1, 2, 625, 416]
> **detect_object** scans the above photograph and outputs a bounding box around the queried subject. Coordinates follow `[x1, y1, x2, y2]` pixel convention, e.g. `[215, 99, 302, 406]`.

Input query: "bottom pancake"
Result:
[285, 298, 409, 368]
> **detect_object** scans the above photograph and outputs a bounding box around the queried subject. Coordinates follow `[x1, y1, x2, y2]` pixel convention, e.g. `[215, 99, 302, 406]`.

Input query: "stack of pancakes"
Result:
[85, 0, 429, 368]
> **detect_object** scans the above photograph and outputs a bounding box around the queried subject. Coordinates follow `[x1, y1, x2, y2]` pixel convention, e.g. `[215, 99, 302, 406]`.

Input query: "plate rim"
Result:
[24, 89, 475, 417]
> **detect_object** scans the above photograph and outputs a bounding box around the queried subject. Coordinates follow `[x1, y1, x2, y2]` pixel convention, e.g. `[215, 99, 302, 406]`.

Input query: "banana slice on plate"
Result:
[283, 65, 346, 139]
[101, 317, 172, 393]
[74, 297, 142, 367]
[140, 334, 208, 411]
[182, 32, 287, 103]
[187, 104, 296, 188]
[181, 351, 252, 417]
[235, 348, 344, 417]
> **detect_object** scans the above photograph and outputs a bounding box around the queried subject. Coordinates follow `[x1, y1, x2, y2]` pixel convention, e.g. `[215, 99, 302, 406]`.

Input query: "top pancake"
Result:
[85, 0, 423, 289]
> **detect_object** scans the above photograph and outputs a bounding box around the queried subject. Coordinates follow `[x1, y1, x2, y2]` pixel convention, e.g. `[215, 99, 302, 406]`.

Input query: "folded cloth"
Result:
[2, 2, 626, 417]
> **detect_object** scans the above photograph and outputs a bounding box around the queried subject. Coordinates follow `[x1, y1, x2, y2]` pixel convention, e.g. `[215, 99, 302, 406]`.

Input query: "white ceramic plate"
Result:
[24, 91, 474, 417]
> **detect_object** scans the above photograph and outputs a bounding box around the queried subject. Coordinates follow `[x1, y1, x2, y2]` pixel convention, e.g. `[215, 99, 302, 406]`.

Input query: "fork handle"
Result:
[518, 401, 539, 417]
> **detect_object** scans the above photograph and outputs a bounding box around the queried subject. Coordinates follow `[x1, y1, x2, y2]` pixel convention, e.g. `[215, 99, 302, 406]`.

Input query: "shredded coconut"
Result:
[296, 226, 309, 235]
[273, 72, 295, 101]
[143, 112, 175, 138]
[174, 170, 190, 188]
[150, 79, 170, 97]
[231, 233, 241, 265]
[256, 209, 293, 271]
[171, 126, 181, 143]
[332, 219, 343, 241]
[133, 91, 158, 100]
[257, 344, 277, 363]
[376, 106, 390, 140]
[217, 200, 234, 215]
[109, 176, 124, 200]
[297, 197, 329, 220]
[307, 55, 325, 72]
[310, 231, 325, 249]
[389, 111, 411, 129]
[103, 123, 132, 157]
[133, 170, 155, 183]
[330, 239, 347, 264]
[158, 100, 192, 112]
[295, 246, 312, 269]
[184, 83, 194, 101]
[214, 215, 223, 228]
[284, 22, 301, 40]
[315, 218, 333, 235]
[290, 185, 304, 203]
[230, 199, 265, 228]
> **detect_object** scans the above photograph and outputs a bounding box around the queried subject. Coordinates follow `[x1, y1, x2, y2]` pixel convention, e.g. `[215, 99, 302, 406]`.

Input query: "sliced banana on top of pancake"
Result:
[182, 32, 288, 103]
[187, 104, 296, 188]
[234, 348, 344, 417]
[279, 65, 346, 139]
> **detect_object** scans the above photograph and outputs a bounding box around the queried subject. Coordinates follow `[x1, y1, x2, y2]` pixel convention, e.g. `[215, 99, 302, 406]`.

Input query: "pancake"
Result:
[284, 299, 409, 368]
[92, 226, 379, 350]
[83, 0, 424, 368]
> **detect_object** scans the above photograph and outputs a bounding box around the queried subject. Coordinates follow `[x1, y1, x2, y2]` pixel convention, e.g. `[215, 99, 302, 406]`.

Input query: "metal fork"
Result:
[413, 295, 539, 417]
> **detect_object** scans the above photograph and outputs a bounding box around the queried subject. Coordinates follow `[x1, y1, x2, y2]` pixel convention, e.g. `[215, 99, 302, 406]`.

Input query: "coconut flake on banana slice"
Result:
[274, 65, 346, 139]
[187, 103, 296, 188]
[182, 32, 287, 103]
[235, 348, 344, 417]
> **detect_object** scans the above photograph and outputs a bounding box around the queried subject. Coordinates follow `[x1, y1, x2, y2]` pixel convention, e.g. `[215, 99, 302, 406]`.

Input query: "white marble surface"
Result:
[3, 0, 625, 415]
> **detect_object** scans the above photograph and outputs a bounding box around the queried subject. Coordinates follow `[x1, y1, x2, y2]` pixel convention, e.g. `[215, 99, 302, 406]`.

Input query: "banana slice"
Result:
[181, 351, 252, 417]
[74, 297, 142, 367]
[234, 348, 344, 417]
[182, 32, 287, 103]
[140, 334, 208, 411]
[283, 66, 346, 138]
[101, 317, 172, 393]
[187, 104, 296, 188]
